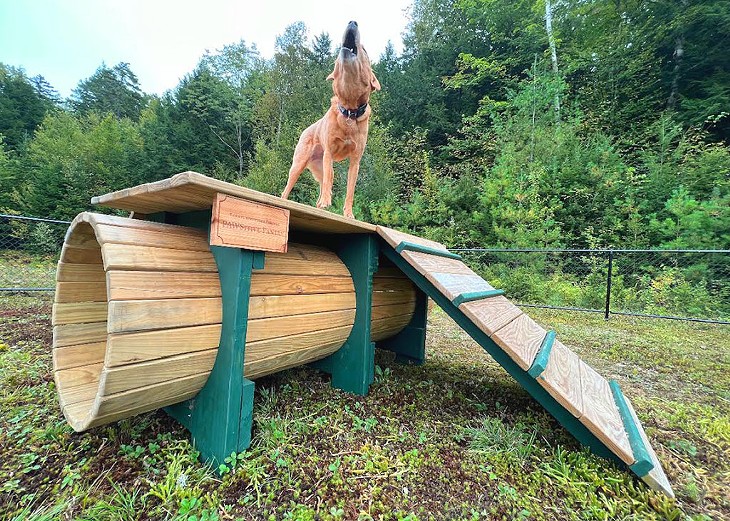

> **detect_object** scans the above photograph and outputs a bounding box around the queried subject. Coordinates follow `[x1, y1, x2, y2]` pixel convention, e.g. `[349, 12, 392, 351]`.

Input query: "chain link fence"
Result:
[0, 214, 70, 291]
[454, 248, 730, 324]
[1, 214, 729, 323]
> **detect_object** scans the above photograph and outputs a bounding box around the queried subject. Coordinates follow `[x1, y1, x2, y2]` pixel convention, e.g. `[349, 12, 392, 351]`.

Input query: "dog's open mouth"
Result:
[341, 27, 358, 56]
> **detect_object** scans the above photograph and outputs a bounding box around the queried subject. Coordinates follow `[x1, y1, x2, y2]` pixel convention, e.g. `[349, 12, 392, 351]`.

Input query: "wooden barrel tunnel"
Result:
[52, 212, 417, 431]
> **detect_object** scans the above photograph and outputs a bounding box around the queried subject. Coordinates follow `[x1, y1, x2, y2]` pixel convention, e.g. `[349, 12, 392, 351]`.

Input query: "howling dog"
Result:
[281, 21, 381, 219]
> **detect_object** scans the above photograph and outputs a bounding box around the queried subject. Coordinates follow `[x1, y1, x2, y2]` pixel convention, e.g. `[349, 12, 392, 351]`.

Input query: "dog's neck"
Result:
[337, 102, 368, 120]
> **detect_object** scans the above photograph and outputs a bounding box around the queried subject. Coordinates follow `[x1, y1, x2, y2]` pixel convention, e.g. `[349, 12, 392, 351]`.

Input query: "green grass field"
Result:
[0, 297, 728, 520]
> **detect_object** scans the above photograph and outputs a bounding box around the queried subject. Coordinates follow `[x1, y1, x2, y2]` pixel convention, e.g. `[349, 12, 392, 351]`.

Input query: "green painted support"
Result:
[311, 234, 378, 395]
[377, 286, 428, 365]
[452, 289, 505, 307]
[528, 330, 556, 378]
[381, 243, 624, 468]
[609, 380, 654, 476]
[153, 210, 262, 466]
[395, 241, 462, 260]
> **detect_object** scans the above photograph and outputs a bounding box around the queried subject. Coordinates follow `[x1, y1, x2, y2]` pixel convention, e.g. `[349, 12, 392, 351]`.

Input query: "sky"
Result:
[0, 0, 412, 98]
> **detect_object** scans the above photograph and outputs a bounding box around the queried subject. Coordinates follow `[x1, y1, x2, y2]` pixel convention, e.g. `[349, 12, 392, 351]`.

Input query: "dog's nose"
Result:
[348, 21, 358, 27]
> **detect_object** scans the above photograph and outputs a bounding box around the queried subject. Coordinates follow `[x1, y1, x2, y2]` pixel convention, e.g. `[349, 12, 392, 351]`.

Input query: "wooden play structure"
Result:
[51, 171, 672, 497]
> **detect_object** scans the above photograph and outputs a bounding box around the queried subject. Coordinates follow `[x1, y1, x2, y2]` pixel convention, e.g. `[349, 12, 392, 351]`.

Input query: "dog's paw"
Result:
[343, 208, 355, 219]
[316, 197, 332, 209]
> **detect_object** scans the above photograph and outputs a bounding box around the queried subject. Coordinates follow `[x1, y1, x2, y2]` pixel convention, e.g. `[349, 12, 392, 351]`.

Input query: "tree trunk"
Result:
[667, 35, 684, 111]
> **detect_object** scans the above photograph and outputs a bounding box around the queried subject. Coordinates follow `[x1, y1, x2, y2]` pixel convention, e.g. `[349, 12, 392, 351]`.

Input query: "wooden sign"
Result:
[210, 193, 289, 252]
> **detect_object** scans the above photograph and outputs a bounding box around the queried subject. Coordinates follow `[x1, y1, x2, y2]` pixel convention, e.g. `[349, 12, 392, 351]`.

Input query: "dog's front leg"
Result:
[317, 149, 334, 209]
[343, 155, 361, 219]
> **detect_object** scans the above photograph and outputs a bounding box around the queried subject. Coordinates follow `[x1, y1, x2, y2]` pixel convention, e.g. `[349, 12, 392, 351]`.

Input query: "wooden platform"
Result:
[377, 226, 674, 498]
[91, 171, 376, 235]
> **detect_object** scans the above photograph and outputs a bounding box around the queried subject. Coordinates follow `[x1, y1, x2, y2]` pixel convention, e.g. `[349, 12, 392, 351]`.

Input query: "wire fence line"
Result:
[1, 214, 729, 324]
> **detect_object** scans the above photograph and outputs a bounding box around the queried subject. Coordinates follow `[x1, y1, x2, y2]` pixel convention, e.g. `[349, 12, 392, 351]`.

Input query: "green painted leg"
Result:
[377, 287, 428, 365]
[166, 245, 260, 465]
[312, 234, 378, 395]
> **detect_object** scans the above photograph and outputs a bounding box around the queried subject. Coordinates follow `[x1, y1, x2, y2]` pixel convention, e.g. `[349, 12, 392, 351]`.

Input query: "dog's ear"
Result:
[327, 61, 340, 81]
[370, 72, 381, 92]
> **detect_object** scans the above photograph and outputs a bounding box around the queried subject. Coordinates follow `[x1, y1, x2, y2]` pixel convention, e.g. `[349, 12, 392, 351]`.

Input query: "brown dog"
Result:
[281, 21, 381, 219]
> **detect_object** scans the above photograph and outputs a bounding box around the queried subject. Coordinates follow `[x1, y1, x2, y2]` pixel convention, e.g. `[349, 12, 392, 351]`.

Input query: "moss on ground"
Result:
[0, 297, 727, 520]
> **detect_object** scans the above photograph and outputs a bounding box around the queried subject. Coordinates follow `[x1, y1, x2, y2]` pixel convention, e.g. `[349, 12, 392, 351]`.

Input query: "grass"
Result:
[0, 295, 728, 520]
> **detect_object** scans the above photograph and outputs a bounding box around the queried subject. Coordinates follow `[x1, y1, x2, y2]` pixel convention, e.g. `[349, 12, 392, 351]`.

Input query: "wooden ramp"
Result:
[377, 226, 673, 497]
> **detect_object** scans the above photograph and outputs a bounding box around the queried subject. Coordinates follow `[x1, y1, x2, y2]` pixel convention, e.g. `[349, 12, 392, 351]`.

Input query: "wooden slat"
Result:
[93, 372, 210, 423]
[64, 224, 98, 249]
[248, 292, 355, 319]
[370, 290, 417, 307]
[401, 251, 475, 276]
[55, 363, 102, 391]
[107, 271, 221, 300]
[371, 301, 416, 321]
[60, 245, 103, 264]
[102, 243, 217, 272]
[53, 342, 106, 371]
[374, 267, 406, 278]
[53, 322, 107, 348]
[107, 298, 222, 333]
[52, 302, 108, 325]
[261, 255, 350, 276]
[491, 313, 546, 371]
[459, 296, 522, 336]
[106, 324, 221, 366]
[54, 282, 107, 303]
[90, 171, 376, 234]
[94, 223, 210, 252]
[246, 309, 355, 343]
[376, 226, 447, 252]
[249, 274, 354, 296]
[427, 272, 494, 302]
[57, 382, 97, 408]
[537, 339, 583, 417]
[372, 277, 415, 293]
[578, 361, 634, 465]
[624, 396, 675, 497]
[371, 314, 413, 342]
[244, 325, 351, 364]
[56, 262, 106, 282]
[101, 349, 218, 395]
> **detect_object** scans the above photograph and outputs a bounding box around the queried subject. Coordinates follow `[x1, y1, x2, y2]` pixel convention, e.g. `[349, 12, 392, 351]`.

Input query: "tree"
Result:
[70, 62, 145, 120]
[0, 64, 58, 151]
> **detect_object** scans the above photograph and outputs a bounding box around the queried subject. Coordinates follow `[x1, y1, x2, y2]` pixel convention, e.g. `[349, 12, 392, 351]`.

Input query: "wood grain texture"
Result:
[428, 272, 494, 301]
[210, 193, 289, 252]
[52, 302, 108, 325]
[107, 298, 222, 333]
[90, 171, 376, 234]
[624, 395, 674, 497]
[371, 314, 413, 342]
[57, 382, 97, 409]
[106, 324, 222, 366]
[53, 342, 106, 371]
[94, 223, 210, 251]
[102, 243, 217, 272]
[245, 341, 345, 380]
[249, 274, 354, 296]
[60, 245, 103, 264]
[245, 325, 352, 365]
[101, 349, 218, 395]
[491, 313, 546, 371]
[371, 301, 417, 321]
[459, 296, 522, 336]
[54, 282, 107, 303]
[537, 339, 583, 417]
[578, 361, 634, 465]
[246, 309, 355, 343]
[248, 292, 356, 320]
[55, 363, 103, 392]
[107, 270, 222, 300]
[401, 251, 476, 276]
[372, 277, 416, 293]
[53, 322, 107, 348]
[262, 254, 351, 276]
[56, 262, 106, 282]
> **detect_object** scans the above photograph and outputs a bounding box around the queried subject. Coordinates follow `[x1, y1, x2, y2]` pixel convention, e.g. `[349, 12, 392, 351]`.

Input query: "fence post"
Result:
[605, 250, 613, 320]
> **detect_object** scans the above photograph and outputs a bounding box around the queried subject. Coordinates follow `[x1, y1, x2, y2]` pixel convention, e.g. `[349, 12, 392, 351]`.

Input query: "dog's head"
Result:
[327, 21, 381, 105]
